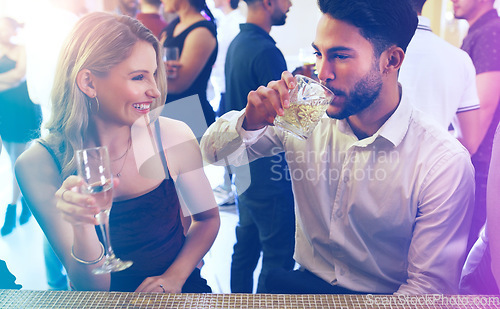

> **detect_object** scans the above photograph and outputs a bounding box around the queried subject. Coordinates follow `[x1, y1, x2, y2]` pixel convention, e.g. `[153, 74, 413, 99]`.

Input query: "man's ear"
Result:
[262, 0, 273, 11]
[76, 69, 97, 98]
[380, 46, 405, 74]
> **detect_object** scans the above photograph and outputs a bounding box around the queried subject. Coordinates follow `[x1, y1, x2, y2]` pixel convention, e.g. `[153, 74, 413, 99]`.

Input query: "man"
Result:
[202, 0, 474, 294]
[136, 0, 168, 39]
[452, 0, 500, 252]
[115, 0, 140, 17]
[399, 0, 480, 155]
[223, 0, 295, 293]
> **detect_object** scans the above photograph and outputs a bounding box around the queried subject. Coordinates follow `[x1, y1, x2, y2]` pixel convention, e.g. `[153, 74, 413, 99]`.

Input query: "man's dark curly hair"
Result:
[317, 0, 418, 56]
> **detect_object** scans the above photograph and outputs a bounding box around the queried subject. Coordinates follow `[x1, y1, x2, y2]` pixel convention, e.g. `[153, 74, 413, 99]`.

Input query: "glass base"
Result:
[274, 119, 308, 140]
[92, 257, 133, 274]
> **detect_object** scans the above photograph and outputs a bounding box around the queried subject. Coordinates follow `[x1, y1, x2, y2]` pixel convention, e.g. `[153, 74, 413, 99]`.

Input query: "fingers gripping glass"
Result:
[274, 74, 335, 140]
[163, 46, 179, 79]
[75, 146, 133, 274]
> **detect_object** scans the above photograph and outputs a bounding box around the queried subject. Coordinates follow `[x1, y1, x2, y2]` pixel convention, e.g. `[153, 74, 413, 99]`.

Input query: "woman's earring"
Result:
[89, 95, 100, 113]
[94, 96, 100, 113]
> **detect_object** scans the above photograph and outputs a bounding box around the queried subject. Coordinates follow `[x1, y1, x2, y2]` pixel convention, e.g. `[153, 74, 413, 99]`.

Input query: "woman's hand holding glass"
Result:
[74, 146, 133, 274]
[165, 60, 181, 79]
[55, 175, 104, 226]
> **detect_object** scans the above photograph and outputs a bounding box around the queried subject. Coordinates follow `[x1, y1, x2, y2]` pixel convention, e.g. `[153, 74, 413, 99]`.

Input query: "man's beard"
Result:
[272, 12, 287, 26]
[326, 67, 383, 120]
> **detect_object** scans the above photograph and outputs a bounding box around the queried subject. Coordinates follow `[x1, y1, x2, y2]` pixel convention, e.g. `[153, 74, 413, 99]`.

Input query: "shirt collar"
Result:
[376, 85, 412, 147]
[468, 9, 500, 34]
[240, 23, 276, 44]
[338, 84, 412, 148]
[417, 16, 432, 32]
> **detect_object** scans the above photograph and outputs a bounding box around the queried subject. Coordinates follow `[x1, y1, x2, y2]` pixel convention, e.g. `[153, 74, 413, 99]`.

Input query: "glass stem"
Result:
[98, 221, 116, 260]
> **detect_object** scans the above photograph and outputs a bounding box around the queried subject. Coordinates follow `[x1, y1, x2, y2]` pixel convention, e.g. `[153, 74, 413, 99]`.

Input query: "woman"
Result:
[0, 16, 42, 236]
[460, 123, 500, 294]
[15, 12, 220, 293]
[161, 0, 218, 126]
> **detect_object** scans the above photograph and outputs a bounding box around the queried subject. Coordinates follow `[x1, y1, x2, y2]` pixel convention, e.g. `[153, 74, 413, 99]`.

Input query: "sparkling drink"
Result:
[83, 180, 113, 223]
[76, 146, 133, 274]
[275, 99, 329, 139]
[274, 75, 334, 140]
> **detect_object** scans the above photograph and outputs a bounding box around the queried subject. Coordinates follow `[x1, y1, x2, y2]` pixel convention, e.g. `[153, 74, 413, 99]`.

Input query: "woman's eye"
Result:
[132, 74, 145, 81]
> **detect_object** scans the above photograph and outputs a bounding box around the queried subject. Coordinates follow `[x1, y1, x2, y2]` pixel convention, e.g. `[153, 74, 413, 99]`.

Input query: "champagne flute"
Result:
[75, 146, 133, 274]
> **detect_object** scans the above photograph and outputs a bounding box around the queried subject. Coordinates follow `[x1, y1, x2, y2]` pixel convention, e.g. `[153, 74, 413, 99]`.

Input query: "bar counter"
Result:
[1, 289, 499, 308]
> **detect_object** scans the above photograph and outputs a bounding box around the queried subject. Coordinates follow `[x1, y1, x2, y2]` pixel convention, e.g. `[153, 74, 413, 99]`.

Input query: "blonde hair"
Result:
[46, 12, 167, 178]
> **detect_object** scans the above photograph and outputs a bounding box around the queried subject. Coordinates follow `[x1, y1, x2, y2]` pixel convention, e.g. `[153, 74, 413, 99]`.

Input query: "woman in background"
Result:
[15, 12, 219, 292]
[0, 16, 42, 236]
[161, 0, 218, 127]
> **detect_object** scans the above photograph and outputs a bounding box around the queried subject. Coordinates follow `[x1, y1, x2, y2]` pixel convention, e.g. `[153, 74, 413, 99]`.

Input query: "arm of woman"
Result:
[15, 143, 111, 291]
[166, 26, 216, 94]
[135, 118, 220, 293]
[0, 46, 27, 92]
[488, 125, 500, 289]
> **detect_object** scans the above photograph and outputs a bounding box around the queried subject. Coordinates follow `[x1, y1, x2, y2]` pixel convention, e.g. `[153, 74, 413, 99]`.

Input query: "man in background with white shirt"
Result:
[399, 0, 480, 155]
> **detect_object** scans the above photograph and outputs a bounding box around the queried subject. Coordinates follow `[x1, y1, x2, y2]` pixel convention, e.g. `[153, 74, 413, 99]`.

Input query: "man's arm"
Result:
[201, 72, 297, 165]
[397, 151, 475, 294]
[457, 108, 481, 155]
[200, 110, 283, 166]
[476, 72, 500, 144]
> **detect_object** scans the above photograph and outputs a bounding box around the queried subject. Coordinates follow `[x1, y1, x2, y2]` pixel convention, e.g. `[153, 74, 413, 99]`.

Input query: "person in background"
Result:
[161, 0, 218, 127]
[115, 0, 140, 17]
[0, 136, 22, 290]
[0, 136, 23, 290]
[24, 0, 86, 290]
[451, 0, 500, 253]
[487, 123, 500, 291]
[399, 0, 480, 155]
[210, 0, 246, 206]
[0, 16, 42, 236]
[15, 12, 220, 292]
[460, 123, 500, 294]
[136, 0, 169, 39]
[202, 0, 474, 294]
[223, 0, 295, 293]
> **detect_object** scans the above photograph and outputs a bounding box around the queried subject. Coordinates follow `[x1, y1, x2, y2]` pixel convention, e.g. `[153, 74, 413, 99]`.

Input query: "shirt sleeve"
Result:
[457, 53, 480, 113]
[200, 110, 285, 167]
[397, 150, 475, 294]
[469, 25, 500, 74]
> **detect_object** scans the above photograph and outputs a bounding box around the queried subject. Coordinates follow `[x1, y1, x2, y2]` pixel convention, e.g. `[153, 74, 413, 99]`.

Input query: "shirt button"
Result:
[343, 175, 349, 183]
[339, 268, 346, 276]
[335, 209, 343, 218]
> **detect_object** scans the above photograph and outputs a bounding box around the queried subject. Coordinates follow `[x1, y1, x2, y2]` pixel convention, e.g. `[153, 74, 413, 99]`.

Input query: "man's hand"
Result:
[243, 71, 297, 131]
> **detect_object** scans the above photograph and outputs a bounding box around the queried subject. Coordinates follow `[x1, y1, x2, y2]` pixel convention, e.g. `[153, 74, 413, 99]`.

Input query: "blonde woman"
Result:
[15, 12, 219, 293]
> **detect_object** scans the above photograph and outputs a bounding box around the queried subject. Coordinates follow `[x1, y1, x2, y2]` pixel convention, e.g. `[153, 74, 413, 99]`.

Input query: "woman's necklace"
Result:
[112, 137, 132, 178]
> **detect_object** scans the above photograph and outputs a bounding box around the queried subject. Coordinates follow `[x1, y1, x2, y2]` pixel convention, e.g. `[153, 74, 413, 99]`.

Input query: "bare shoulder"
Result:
[16, 142, 52, 170]
[7, 44, 26, 61]
[185, 26, 216, 48]
[158, 116, 197, 145]
[15, 142, 60, 183]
